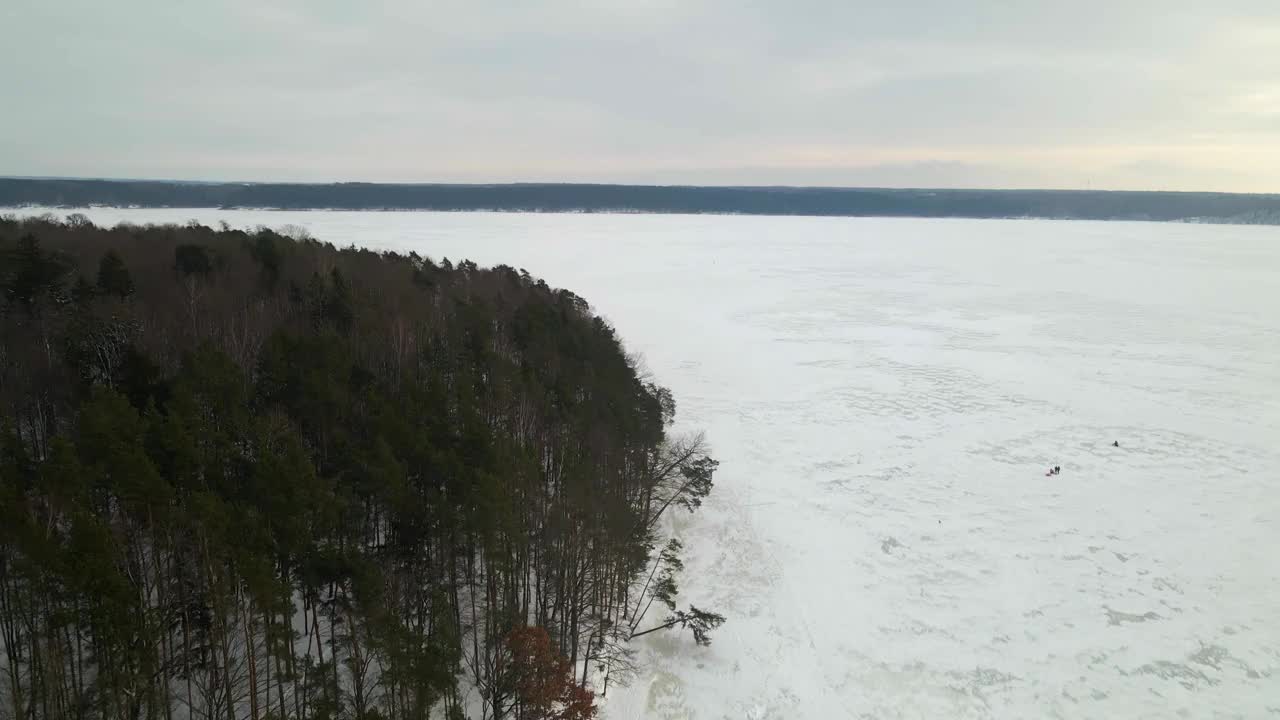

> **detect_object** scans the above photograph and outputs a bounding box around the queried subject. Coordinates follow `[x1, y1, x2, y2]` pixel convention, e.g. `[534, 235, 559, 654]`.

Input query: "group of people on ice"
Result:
[1044, 441, 1119, 476]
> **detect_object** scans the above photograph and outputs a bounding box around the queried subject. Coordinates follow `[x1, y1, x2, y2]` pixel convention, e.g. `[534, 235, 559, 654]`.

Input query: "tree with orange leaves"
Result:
[502, 627, 598, 720]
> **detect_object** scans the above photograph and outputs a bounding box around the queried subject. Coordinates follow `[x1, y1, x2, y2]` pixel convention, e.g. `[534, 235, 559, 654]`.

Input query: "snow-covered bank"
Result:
[11, 208, 1279, 718]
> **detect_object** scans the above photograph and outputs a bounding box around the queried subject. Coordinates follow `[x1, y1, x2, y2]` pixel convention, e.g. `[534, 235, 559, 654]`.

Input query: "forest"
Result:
[3, 178, 1280, 224]
[0, 213, 722, 720]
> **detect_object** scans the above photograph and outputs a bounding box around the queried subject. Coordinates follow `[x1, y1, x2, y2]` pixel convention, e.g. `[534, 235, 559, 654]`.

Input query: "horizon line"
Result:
[3, 175, 1278, 198]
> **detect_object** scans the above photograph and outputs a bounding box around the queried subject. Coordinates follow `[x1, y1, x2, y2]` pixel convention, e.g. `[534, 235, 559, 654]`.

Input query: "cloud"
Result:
[2, 0, 1278, 191]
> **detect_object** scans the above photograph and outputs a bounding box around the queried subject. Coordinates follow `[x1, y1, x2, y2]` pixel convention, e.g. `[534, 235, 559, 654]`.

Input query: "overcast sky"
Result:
[3, 1, 1279, 191]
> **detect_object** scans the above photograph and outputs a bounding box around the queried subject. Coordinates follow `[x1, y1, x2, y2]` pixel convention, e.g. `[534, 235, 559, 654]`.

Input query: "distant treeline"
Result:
[0, 215, 721, 720]
[3, 178, 1280, 224]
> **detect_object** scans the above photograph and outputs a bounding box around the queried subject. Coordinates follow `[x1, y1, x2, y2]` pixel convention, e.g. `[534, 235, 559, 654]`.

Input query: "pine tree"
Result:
[95, 249, 134, 298]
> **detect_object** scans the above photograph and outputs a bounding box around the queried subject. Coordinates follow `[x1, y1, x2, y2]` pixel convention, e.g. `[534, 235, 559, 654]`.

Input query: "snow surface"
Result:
[13, 208, 1280, 718]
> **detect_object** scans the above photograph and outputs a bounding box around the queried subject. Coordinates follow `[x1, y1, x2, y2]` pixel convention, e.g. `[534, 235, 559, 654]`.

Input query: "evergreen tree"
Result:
[95, 249, 135, 298]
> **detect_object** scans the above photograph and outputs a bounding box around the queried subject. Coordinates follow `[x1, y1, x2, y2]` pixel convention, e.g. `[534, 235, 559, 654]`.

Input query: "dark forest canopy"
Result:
[0, 215, 721, 720]
[3, 178, 1280, 224]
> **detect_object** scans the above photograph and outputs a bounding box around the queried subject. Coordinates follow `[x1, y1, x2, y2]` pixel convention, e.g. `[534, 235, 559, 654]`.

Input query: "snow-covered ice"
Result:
[13, 208, 1280, 718]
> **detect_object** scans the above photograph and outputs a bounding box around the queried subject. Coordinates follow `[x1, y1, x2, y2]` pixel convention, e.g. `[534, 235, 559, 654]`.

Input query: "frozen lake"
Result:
[12, 208, 1280, 718]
